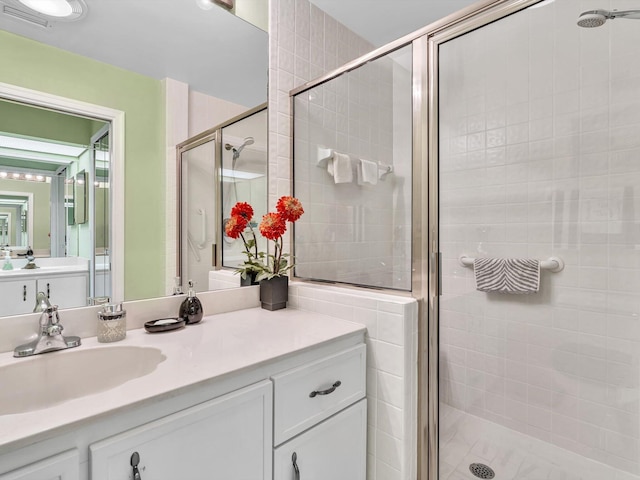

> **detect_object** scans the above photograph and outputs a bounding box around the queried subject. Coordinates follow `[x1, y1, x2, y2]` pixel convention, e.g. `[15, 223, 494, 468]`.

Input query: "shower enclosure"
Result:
[288, 0, 640, 478]
[177, 104, 267, 292]
[431, 0, 640, 478]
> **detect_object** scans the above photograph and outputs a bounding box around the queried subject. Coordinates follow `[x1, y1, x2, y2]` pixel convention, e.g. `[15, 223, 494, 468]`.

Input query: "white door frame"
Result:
[0, 81, 125, 303]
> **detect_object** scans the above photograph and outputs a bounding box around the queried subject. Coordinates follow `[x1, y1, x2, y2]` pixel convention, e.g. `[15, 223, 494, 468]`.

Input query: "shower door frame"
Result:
[421, 0, 557, 479]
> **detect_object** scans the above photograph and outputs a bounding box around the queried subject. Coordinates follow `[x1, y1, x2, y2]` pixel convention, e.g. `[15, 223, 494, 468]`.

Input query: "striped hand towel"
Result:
[473, 258, 540, 294]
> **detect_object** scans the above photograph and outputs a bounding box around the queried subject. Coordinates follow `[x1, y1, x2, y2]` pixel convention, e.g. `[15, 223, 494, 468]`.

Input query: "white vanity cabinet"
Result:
[36, 274, 88, 309]
[0, 272, 88, 315]
[0, 279, 35, 315]
[272, 344, 367, 480]
[90, 381, 272, 480]
[0, 309, 367, 480]
[273, 399, 367, 480]
[0, 450, 79, 480]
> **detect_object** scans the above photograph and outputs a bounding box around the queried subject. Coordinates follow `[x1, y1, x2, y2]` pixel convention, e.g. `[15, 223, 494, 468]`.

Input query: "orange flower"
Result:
[276, 196, 304, 222]
[259, 212, 287, 240]
[225, 215, 248, 239]
[231, 202, 254, 221]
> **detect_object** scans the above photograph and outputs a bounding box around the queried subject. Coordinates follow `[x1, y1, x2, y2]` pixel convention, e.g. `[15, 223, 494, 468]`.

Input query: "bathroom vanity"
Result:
[0, 308, 366, 480]
[0, 257, 89, 316]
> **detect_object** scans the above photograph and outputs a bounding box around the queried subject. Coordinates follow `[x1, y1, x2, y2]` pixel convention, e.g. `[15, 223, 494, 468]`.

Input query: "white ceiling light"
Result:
[13, 0, 86, 21]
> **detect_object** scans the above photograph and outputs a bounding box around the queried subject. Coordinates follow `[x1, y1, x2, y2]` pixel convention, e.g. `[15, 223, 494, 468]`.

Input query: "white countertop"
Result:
[0, 307, 365, 452]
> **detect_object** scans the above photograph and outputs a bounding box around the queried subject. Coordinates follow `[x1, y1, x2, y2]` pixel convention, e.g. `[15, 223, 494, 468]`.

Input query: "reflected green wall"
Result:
[0, 178, 50, 250]
[0, 99, 102, 145]
[0, 30, 165, 301]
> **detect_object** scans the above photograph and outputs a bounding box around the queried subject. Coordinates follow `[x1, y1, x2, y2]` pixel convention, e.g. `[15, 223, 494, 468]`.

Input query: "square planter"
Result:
[259, 276, 288, 311]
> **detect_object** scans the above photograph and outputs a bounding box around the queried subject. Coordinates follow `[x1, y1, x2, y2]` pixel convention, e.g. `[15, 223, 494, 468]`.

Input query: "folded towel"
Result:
[357, 159, 378, 186]
[330, 152, 353, 184]
[474, 258, 540, 294]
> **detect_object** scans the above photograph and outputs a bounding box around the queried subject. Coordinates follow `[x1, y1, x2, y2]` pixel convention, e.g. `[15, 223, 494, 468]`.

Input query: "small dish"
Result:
[144, 317, 186, 333]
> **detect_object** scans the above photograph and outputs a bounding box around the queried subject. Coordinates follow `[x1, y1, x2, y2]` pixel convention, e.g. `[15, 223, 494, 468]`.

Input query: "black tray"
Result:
[144, 317, 186, 333]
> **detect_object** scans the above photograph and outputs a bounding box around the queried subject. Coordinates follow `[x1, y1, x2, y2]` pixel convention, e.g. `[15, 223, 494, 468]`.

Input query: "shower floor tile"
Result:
[440, 405, 639, 480]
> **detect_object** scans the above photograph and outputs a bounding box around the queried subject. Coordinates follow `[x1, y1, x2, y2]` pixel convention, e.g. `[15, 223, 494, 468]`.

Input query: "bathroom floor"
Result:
[439, 405, 639, 480]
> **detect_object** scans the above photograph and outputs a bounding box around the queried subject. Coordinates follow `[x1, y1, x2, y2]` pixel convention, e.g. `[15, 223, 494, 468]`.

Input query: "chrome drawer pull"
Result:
[309, 380, 341, 398]
[292, 452, 300, 480]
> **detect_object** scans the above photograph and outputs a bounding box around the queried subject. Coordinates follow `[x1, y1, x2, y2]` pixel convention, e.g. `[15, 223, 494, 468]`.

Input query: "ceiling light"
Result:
[196, 0, 234, 11]
[12, 0, 86, 21]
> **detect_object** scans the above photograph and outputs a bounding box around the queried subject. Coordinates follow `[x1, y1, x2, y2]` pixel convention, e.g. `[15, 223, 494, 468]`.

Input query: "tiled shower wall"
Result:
[439, 0, 640, 474]
[269, 1, 416, 479]
[292, 49, 412, 289]
[288, 284, 418, 480]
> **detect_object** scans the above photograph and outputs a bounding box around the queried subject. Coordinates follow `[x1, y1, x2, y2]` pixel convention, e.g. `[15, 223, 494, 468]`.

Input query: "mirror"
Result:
[0, 192, 31, 248]
[0, 0, 268, 317]
[74, 171, 87, 225]
[179, 104, 267, 292]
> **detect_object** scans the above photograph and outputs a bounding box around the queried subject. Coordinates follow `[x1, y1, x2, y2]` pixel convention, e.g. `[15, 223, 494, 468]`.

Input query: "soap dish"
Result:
[144, 317, 185, 333]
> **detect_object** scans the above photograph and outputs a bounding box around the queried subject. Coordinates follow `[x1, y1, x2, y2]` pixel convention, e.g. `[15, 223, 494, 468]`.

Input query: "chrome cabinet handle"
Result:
[130, 451, 142, 480]
[309, 380, 341, 398]
[292, 452, 300, 480]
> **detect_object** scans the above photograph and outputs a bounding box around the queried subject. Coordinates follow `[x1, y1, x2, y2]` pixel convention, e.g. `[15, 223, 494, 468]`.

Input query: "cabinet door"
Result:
[0, 279, 36, 315]
[274, 399, 367, 480]
[90, 380, 272, 480]
[37, 275, 87, 309]
[0, 449, 79, 480]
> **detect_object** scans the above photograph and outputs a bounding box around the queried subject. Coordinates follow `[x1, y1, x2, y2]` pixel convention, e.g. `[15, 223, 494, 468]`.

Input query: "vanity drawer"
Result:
[272, 344, 366, 445]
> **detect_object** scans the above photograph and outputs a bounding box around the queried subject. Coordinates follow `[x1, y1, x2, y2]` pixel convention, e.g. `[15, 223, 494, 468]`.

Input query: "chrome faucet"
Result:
[14, 295, 81, 357]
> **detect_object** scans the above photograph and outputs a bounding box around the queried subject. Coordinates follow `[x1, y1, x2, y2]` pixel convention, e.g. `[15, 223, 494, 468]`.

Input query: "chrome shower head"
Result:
[577, 8, 640, 27]
[577, 10, 607, 27]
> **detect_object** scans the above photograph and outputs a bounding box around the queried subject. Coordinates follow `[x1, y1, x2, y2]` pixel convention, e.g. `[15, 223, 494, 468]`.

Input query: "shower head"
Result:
[225, 137, 255, 155]
[577, 9, 640, 28]
[225, 136, 255, 162]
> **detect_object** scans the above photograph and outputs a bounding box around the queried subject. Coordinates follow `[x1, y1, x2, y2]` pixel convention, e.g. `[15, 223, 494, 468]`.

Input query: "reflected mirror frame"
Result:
[175, 102, 267, 285]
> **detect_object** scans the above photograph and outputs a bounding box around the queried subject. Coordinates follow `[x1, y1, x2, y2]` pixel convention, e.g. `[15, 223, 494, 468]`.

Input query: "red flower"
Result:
[259, 212, 287, 240]
[276, 196, 304, 222]
[231, 202, 254, 221]
[225, 215, 248, 239]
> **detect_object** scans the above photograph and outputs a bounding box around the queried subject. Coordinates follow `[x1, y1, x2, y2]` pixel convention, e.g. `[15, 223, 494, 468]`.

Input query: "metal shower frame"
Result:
[289, 0, 545, 478]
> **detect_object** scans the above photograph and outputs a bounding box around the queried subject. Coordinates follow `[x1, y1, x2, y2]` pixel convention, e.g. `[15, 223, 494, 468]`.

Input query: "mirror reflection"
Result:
[0, 0, 268, 317]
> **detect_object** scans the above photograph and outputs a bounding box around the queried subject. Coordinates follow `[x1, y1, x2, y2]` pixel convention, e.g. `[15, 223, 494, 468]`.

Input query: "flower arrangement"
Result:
[225, 196, 304, 282]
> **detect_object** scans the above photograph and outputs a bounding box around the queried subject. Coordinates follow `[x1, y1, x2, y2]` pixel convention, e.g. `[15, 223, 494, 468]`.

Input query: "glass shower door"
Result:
[436, 1, 640, 479]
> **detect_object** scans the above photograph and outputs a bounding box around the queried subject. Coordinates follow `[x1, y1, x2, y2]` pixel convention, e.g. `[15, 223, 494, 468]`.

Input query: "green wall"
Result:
[0, 30, 166, 301]
[0, 99, 102, 145]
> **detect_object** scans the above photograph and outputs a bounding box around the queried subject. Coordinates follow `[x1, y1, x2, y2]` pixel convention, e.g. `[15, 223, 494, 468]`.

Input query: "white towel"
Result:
[329, 152, 353, 184]
[357, 159, 378, 186]
[474, 258, 540, 294]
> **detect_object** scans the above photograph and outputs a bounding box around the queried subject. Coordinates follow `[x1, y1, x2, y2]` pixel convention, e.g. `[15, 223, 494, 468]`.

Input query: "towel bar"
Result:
[458, 255, 564, 273]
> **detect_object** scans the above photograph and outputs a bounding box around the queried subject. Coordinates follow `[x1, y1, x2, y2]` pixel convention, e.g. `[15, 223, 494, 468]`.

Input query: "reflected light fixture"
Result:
[13, 0, 87, 20]
[196, 0, 234, 11]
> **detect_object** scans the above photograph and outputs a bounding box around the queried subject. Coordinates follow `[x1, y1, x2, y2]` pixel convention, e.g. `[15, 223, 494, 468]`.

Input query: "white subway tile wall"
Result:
[439, 0, 640, 475]
[292, 47, 413, 290]
[289, 283, 418, 480]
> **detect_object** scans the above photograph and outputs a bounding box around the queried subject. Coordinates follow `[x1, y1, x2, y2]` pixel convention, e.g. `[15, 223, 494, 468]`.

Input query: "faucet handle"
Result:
[47, 323, 64, 336]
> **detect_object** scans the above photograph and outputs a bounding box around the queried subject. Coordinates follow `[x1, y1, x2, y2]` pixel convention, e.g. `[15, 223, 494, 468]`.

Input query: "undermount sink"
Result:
[0, 346, 166, 415]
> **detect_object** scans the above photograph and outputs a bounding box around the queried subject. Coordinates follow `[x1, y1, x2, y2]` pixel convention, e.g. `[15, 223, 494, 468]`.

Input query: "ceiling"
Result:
[0, 0, 482, 108]
[0, 0, 269, 108]
[310, 0, 482, 47]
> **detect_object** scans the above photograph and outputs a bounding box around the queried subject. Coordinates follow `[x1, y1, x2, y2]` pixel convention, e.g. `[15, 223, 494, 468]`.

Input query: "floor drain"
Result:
[469, 463, 495, 479]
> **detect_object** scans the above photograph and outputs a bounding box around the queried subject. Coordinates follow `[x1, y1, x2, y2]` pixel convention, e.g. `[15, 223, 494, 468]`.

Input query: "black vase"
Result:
[240, 272, 259, 287]
[259, 276, 288, 311]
